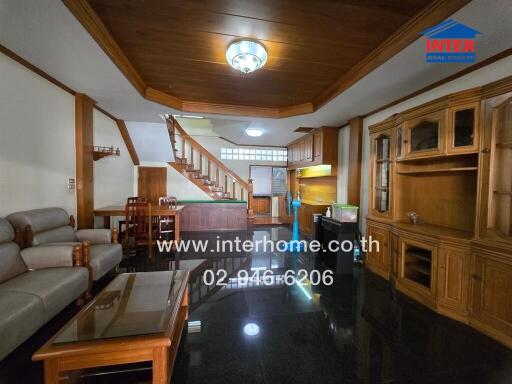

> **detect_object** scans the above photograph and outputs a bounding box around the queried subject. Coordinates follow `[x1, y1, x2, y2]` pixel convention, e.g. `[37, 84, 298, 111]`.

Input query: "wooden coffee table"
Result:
[33, 271, 189, 384]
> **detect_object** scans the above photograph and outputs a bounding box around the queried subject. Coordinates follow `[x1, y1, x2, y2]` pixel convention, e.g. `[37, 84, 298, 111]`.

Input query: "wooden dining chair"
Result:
[119, 197, 147, 239]
[157, 197, 177, 238]
[124, 201, 154, 256]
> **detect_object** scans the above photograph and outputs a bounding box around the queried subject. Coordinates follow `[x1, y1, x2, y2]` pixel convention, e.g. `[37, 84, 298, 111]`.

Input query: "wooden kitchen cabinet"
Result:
[298, 203, 329, 237]
[287, 127, 338, 170]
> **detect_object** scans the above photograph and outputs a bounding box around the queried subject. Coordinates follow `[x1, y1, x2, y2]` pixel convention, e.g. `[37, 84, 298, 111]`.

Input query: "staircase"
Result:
[166, 116, 254, 217]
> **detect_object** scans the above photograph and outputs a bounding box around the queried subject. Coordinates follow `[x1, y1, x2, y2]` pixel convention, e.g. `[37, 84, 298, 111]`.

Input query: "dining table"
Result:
[94, 205, 184, 243]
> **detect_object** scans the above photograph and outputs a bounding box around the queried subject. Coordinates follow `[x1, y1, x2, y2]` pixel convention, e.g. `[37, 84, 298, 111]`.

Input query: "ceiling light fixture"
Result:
[245, 128, 263, 137]
[226, 40, 267, 74]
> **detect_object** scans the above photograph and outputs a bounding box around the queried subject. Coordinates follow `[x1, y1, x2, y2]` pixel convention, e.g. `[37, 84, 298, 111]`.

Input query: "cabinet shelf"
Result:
[405, 261, 431, 276]
[376, 159, 391, 163]
[496, 141, 512, 148]
[397, 167, 478, 175]
[405, 250, 431, 263]
[493, 190, 512, 195]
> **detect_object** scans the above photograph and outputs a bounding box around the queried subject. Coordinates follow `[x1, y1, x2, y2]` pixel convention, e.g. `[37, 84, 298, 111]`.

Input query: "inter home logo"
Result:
[421, 19, 481, 63]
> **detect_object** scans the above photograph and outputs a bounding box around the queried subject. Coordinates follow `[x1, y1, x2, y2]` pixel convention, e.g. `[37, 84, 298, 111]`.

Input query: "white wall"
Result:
[93, 109, 134, 208]
[337, 125, 350, 204]
[134, 162, 212, 200]
[359, 56, 512, 235]
[0, 53, 76, 217]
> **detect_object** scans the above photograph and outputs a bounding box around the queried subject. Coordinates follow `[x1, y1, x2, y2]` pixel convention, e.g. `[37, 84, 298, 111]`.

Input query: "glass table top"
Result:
[53, 271, 186, 344]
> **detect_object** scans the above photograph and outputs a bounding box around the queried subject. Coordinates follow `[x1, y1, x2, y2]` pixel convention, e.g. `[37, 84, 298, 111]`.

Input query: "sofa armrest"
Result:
[76, 229, 112, 244]
[20, 244, 82, 270]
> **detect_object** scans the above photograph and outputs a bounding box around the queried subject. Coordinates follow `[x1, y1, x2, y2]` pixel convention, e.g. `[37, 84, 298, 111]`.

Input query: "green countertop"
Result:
[177, 200, 247, 204]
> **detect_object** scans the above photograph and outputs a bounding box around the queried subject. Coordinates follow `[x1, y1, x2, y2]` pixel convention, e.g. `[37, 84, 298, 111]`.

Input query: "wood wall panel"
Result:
[348, 117, 363, 206]
[75, 94, 95, 229]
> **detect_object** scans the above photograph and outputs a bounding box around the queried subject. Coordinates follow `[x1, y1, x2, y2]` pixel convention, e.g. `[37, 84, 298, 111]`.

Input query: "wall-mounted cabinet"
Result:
[287, 127, 338, 170]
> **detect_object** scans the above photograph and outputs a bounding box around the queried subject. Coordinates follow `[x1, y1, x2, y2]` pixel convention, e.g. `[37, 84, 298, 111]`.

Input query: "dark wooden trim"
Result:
[0, 43, 75, 95]
[75, 93, 95, 229]
[364, 48, 512, 118]
[313, 0, 471, 109]
[116, 119, 140, 165]
[347, 117, 363, 207]
[64, 0, 470, 118]
[62, 0, 146, 96]
[0, 43, 123, 124]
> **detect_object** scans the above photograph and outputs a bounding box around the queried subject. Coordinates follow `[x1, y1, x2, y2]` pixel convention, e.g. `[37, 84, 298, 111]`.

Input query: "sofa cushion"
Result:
[0, 267, 88, 321]
[32, 226, 76, 246]
[7, 207, 70, 234]
[0, 291, 45, 360]
[76, 229, 111, 245]
[0, 218, 14, 244]
[89, 244, 122, 280]
[0, 243, 26, 284]
[20, 245, 76, 270]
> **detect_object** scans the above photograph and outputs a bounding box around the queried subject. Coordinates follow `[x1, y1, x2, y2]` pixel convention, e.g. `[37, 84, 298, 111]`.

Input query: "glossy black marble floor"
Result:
[1, 226, 511, 384]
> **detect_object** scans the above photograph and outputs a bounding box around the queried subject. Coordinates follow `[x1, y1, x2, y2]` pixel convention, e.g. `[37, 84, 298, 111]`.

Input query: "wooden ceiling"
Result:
[65, 0, 470, 117]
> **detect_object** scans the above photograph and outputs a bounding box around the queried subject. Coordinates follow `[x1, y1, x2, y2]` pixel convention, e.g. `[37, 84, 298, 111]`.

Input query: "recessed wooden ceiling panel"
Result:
[86, 0, 433, 108]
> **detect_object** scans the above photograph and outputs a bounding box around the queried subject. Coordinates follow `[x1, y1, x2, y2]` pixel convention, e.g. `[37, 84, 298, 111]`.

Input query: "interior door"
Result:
[137, 167, 167, 205]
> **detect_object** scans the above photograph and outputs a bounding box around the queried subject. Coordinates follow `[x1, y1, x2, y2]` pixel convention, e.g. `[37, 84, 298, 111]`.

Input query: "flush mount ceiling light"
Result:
[245, 128, 263, 137]
[226, 40, 268, 74]
[243, 323, 260, 336]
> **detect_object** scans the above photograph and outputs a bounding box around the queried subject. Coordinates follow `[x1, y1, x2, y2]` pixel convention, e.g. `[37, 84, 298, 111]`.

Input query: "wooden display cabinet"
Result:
[365, 79, 512, 349]
[366, 221, 390, 279]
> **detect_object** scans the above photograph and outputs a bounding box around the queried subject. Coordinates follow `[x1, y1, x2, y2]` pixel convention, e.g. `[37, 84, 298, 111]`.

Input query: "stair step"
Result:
[203, 180, 214, 186]
[211, 187, 223, 192]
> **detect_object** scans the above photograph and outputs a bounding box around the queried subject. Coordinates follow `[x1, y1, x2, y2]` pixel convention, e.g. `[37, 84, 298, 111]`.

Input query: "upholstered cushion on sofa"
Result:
[7, 207, 70, 234]
[76, 229, 112, 245]
[0, 267, 88, 321]
[0, 291, 45, 361]
[20, 245, 76, 270]
[0, 219, 26, 284]
[89, 244, 122, 280]
[32, 226, 76, 246]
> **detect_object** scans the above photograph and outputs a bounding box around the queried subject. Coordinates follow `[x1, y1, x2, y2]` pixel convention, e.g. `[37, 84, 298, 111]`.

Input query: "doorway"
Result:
[137, 167, 167, 205]
[249, 166, 287, 218]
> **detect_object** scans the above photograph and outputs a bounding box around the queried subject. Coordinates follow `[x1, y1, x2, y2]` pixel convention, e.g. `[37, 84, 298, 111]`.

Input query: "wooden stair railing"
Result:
[166, 116, 254, 218]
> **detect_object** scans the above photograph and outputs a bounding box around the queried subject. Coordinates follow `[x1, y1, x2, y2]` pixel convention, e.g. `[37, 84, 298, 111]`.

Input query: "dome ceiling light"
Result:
[226, 40, 268, 74]
[245, 128, 263, 137]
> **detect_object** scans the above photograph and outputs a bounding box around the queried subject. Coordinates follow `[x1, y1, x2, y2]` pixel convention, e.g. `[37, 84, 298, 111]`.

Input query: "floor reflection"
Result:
[1, 226, 511, 384]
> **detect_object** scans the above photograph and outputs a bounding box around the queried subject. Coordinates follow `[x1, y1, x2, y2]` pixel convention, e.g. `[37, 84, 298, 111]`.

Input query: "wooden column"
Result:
[347, 116, 363, 206]
[75, 94, 95, 229]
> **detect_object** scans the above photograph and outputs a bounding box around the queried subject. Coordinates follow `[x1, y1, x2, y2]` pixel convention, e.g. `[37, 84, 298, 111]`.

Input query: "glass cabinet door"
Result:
[449, 103, 479, 153]
[488, 97, 512, 239]
[374, 134, 391, 213]
[404, 110, 445, 158]
[410, 120, 439, 152]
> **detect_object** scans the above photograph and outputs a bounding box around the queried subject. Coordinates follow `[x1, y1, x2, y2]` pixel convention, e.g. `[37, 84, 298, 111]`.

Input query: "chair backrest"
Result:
[159, 196, 178, 209]
[127, 197, 147, 204]
[0, 218, 26, 283]
[125, 202, 151, 242]
[6, 207, 76, 246]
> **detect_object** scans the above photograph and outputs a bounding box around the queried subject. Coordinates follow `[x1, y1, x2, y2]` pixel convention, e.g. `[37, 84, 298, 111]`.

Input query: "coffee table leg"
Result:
[44, 359, 59, 384]
[153, 346, 169, 384]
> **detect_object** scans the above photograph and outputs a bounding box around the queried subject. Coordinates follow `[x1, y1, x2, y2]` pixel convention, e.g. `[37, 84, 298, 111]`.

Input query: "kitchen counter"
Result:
[300, 199, 332, 206]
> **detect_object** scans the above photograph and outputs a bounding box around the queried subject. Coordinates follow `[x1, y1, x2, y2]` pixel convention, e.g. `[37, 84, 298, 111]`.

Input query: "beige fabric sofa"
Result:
[0, 218, 88, 360]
